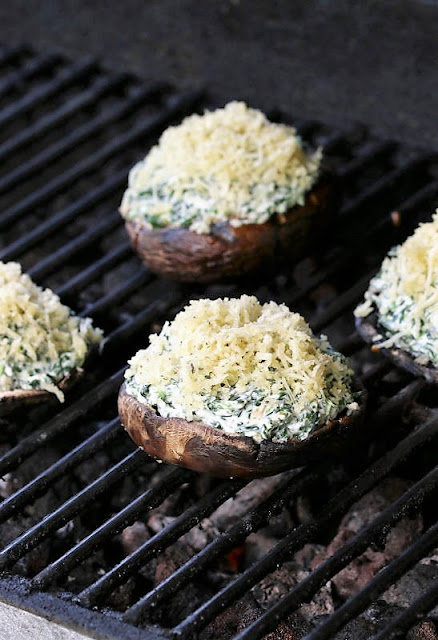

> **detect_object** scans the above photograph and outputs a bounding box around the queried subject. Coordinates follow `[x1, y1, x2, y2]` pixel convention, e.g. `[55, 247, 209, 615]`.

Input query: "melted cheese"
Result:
[355, 211, 438, 364]
[126, 296, 356, 442]
[120, 102, 322, 234]
[0, 261, 103, 401]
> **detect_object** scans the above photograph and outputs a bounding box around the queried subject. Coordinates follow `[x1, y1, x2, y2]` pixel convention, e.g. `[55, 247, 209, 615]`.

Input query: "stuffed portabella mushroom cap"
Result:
[119, 296, 365, 478]
[120, 102, 334, 283]
[355, 210, 438, 383]
[0, 261, 103, 412]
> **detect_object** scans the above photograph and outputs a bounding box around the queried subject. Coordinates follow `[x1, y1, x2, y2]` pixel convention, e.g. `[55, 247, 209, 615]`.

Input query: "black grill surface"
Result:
[1, 44, 438, 640]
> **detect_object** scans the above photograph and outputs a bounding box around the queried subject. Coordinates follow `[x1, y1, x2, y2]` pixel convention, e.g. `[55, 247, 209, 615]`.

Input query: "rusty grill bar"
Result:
[1, 44, 438, 640]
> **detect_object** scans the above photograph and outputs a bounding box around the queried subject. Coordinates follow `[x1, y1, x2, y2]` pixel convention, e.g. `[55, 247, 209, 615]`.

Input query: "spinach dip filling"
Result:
[354, 211, 438, 366]
[125, 296, 358, 443]
[0, 261, 103, 401]
[120, 101, 322, 235]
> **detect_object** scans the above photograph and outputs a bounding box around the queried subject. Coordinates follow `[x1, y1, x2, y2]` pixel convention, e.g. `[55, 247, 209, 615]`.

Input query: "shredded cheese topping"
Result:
[125, 296, 357, 443]
[120, 101, 322, 234]
[355, 211, 438, 366]
[0, 261, 103, 401]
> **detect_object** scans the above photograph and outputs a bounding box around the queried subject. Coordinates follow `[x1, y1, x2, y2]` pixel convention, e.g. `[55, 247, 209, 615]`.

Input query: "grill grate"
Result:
[1, 44, 438, 640]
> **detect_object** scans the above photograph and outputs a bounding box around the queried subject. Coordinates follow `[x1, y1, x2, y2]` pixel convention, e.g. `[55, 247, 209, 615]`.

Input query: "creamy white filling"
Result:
[126, 375, 358, 444]
[121, 173, 321, 235]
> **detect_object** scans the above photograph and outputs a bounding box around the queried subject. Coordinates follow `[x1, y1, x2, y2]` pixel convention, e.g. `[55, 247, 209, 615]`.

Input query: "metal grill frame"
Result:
[1, 43, 438, 640]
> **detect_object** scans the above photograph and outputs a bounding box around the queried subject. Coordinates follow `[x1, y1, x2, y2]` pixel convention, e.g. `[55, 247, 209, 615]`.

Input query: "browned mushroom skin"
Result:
[0, 367, 83, 416]
[125, 176, 337, 283]
[118, 380, 366, 479]
[355, 313, 438, 384]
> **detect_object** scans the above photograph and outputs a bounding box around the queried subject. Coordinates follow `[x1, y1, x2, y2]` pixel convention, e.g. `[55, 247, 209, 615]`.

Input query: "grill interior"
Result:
[1, 44, 438, 640]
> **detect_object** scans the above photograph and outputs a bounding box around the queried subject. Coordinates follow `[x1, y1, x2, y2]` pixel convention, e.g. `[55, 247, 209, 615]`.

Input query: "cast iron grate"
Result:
[0, 43, 438, 640]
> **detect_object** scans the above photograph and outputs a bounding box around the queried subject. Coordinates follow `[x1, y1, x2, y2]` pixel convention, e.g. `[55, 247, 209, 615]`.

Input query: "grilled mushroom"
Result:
[354, 210, 438, 384]
[118, 379, 366, 478]
[120, 101, 334, 283]
[118, 295, 366, 478]
[0, 261, 103, 414]
[124, 175, 335, 283]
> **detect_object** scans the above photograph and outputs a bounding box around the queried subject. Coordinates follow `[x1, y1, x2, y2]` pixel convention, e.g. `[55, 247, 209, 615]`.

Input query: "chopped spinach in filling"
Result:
[125, 337, 358, 444]
[0, 317, 101, 400]
[121, 172, 321, 235]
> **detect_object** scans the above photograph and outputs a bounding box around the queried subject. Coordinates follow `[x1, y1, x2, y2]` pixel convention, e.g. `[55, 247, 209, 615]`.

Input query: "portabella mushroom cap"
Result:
[355, 312, 438, 384]
[0, 367, 84, 416]
[118, 379, 367, 479]
[125, 175, 337, 283]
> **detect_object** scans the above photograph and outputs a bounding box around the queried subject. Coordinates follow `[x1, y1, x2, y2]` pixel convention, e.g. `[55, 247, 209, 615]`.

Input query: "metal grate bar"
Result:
[81, 268, 152, 319]
[284, 172, 437, 315]
[121, 467, 322, 623]
[28, 210, 122, 281]
[31, 466, 192, 591]
[337, 140, 398, 179]
[338, 179, 438, 256]
[339, 156, 432, 219]
[305, 519, 438, 640]
[0, 418, 121, 525]
[285, 258, 370, 316]
[171, 413, 438, 638]
[284, 237, 377, 313]
[0, 45, 30, 68]
[316, 130, 355, 155]
[329, 331, 363, 358]
[0, 53, 61, 100]
[0, 72, 128, 162]
[288, 199, 434, 317]
[0, 449, 146, 570]
[0, 169, 127, 261]
[0, 86, 154, 230]
[233, 459, 438, 640]
[101, 292, 183, 352]
[0, 575, 170, 640]
[373, 581, 438, 640]
[0, 84, 147, 195]
[389, 179, 438, 218]
[55, 242, 132, 298]
[0, 89, 202, 230]
[0, 369, 123, 477]
[368, 380, 425, 428]
[362, 359, 393, 385]
[0, 58, 97, 129]
[311, 271, 374, 333]
[78, 479, 245, 606]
